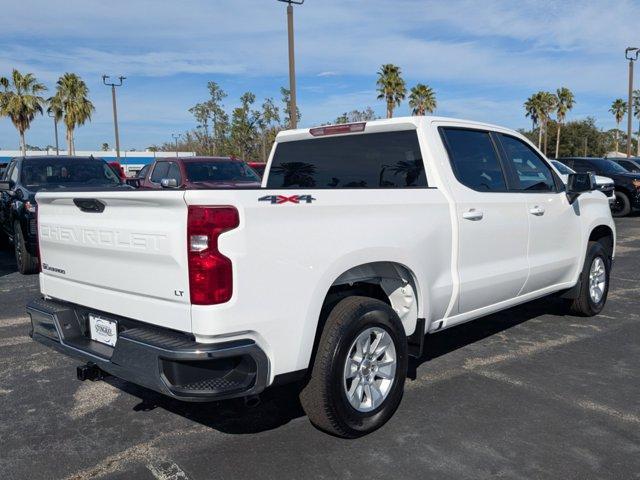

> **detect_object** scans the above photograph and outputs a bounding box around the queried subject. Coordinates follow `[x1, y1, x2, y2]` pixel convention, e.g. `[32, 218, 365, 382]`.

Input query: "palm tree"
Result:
[524, 95, 539, 132]
[408, 84, 437, 116]
[52, 73, 95, 154]
[554, 87, 575, 159]
[633, 89, 640, 156]
[525, 91, 556, 152]
[376, 64, 406, 118]
[0, 69, 47, 155]
[609, 98, 627, 153]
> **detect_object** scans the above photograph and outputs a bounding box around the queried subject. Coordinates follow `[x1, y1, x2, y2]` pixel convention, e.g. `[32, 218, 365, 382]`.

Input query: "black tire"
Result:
[300, 296, 408, 438]
[13, 222, 38, 275]
[611, 191, 631, 217]
[567, 241, 610, 316]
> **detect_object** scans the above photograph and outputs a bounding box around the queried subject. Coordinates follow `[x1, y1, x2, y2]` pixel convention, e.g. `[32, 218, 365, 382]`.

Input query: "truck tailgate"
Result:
[36, 190, 191, 332]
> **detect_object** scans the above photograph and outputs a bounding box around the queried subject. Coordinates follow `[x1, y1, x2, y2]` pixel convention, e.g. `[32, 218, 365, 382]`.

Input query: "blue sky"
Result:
[0, 0, 638, 151]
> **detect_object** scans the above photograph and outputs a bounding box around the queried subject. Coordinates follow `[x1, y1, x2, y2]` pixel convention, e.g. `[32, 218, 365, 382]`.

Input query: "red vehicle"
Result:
[247, 161, 267, 178]
[108, 161, 127, 181]
[135, 157, 261, 189]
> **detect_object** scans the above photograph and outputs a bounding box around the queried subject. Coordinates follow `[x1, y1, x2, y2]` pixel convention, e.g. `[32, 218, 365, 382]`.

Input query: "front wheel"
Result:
[14, 222, 39, 275]
[567, 241, 610, 316]
[300, 296, 408, 438]
[610, 192, 631, 217]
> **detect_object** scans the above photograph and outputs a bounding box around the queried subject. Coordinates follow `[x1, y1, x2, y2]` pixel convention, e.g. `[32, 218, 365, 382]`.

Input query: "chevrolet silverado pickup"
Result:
[27, 117, 615, 438]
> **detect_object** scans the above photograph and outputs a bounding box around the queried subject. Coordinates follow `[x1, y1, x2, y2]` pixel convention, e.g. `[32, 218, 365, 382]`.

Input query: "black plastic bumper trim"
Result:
[27, 297, 269, 402]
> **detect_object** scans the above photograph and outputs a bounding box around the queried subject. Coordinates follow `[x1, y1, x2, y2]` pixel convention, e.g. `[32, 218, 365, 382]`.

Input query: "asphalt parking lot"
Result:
[1, 218, 639, 480]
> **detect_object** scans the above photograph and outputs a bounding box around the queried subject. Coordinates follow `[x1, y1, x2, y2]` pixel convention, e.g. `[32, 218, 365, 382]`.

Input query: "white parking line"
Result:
[0, 316, 29, 328]
[147, 461, 190, 480]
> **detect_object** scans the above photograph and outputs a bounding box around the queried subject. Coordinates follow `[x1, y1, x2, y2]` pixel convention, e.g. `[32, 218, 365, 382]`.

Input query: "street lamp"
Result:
[172, 133, 181, 158]
[625, 47, 639, 158]
[277, 0, 304, 129]
[47, 109, 59, 156]
[102, 75, 126, 160]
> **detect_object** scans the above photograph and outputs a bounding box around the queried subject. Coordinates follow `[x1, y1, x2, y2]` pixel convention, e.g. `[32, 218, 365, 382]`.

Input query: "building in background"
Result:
[0, 150, 196, 177]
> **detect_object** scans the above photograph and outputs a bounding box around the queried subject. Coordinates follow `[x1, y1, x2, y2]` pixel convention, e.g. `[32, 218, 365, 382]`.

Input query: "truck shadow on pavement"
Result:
[0, 246, 18, 277]
[110, 295, 571, 435]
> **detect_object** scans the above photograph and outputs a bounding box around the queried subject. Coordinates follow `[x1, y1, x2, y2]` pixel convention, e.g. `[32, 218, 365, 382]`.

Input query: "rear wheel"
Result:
[610, 191, 631, 217]
[300, 296, 408, 438]
[13, 222, 38, 275]
[567, 241, 610, 316]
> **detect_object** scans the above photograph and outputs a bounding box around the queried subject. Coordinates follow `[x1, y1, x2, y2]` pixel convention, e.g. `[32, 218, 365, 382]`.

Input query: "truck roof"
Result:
[276, 115, 511, 143]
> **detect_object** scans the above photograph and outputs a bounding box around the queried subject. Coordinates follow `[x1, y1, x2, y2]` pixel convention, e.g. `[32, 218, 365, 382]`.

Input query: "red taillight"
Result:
[309, 122, 366, 136]
[187, 206, 239, 305]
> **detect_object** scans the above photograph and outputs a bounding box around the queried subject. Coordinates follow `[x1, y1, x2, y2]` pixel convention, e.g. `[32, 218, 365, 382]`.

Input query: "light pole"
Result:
[625, 48, 639, 158]
[47, 109, 59, 156]
[102, 75, 126, 160]
[278, 0, 304, 129]
[172, 133, 181, 158]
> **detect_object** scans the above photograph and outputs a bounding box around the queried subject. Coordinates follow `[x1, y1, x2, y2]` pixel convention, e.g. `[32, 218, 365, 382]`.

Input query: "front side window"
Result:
[150, 162, 170, 183]
[499, 134, 556, 192]
[440, 128, 507, 192]
[3, 161, 16, 182]
[167, 163, 182, 184]
[267, 130, 427, 189]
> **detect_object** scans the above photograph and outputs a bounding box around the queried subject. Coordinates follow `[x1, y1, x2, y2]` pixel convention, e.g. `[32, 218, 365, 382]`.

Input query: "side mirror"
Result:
[0, 180, 14, 193]
[160, 178, 178, 189]
[566, 172, 595, 204]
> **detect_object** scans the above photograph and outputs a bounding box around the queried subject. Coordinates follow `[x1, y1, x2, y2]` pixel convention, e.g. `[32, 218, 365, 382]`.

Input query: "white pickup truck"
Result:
[27, 116, 615, 438]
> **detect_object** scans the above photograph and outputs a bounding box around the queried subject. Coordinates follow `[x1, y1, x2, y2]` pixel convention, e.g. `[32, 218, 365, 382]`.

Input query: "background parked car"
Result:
[0, 156, 127, 274]
[610, 157, 640, 174]
[247, 161, 267, 178]
[558, 157, 640, 217]
[135, 156, 261, 189]
[550, 160, 615, 204]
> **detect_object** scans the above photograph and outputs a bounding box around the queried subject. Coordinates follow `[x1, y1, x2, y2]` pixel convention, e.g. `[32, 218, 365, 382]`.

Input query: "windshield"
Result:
[551, 160, 574, 175]
[185, 161, 260, 183]
[589, 158, 629, 174]
[21, 158, 121, 189]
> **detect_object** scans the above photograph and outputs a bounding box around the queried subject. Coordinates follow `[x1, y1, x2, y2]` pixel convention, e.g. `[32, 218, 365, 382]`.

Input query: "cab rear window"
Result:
[266, 130, 427, 189]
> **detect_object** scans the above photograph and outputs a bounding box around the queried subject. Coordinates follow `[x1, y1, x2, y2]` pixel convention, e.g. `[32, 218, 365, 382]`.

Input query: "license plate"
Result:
[89, 314, 118, 347]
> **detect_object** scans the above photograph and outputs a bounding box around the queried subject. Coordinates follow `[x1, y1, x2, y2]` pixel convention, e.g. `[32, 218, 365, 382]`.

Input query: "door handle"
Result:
[462, 209, 484, 221]
[529, 206, 545, 216]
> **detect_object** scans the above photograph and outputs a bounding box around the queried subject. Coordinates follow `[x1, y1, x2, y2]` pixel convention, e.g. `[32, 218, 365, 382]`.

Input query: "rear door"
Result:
[36, 190, 191, 331]
[496, 134, 581, 292]
[439, 127, 529, 315]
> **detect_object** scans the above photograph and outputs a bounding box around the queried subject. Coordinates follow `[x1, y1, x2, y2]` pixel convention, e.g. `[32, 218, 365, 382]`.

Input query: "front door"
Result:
[496, 133, 581, 293]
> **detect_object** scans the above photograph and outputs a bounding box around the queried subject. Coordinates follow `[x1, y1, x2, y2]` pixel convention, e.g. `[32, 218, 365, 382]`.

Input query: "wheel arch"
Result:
[589, 224, 614, 260]
[303, 261, 422, 373]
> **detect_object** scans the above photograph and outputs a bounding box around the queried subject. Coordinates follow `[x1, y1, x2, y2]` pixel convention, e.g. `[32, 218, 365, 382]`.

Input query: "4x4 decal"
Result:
[259, 195, 316, 204]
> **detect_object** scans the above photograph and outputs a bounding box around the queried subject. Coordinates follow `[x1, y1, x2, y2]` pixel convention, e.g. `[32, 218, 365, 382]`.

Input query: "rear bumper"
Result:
[27, 297, 269, 402]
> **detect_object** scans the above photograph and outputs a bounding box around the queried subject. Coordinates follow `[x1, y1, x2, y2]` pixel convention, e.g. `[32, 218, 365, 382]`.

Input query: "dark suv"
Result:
[611, 157, 640, 174]
[559, 157, 640, 217]
[0, 156, 125, 274]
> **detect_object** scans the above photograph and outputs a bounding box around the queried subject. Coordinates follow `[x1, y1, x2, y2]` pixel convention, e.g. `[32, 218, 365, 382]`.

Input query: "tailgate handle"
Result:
[73, 198, 105, 213]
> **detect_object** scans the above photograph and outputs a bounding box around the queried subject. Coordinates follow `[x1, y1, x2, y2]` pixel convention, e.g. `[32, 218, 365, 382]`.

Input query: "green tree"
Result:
[101, 142, 109, 151]
[609, 98, 627, 153]
[281, 87, 301, 129]
[376, 64, 406, 118]
[230, 92, 263, 159]
[524, 95, 539, 132]
[189, 81, 229, 155]
[52, 73, 94, 154]
[554, 87, 575, 159]
[408, 83, 437, 116]
[257, 97, 280, 162]
[333, 107, 377, 124]
[0, 69, 47, 155]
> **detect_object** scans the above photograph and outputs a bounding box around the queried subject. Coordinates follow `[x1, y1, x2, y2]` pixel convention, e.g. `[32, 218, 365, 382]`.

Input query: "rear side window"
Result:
[150, 162, 170, 183]
[266, 130, 427, 189]
[498, 134, 556, 192]
[440, 128, 507, 192]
